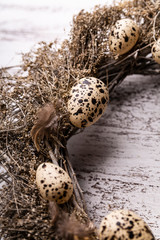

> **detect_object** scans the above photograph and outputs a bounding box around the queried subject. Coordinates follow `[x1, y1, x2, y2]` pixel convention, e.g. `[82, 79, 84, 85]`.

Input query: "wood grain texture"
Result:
[0, 0, 109, 66]
[67, 75, 160, 238]
[0, 0, 160, 239]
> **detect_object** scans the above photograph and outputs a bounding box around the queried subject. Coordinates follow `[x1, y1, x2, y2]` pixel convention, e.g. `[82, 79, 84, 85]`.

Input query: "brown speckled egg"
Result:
[109, 19, 139, 55]
[152, 38, 160, 64]
[99, 209, 155, 240]
[68, 77, 109, 128]
[36, 163, 73, 204]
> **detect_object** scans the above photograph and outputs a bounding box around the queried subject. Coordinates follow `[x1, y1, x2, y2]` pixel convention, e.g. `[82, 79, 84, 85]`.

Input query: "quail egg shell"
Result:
[99, 209, 155, 240]
[36, 162, 73, 204]
[109, 19, 139, 55]
[68, 77, 109, 128]
[152, 38, 160, 64]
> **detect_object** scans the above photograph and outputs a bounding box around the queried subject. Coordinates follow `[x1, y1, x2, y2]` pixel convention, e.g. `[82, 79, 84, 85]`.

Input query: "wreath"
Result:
[0, 0, 159, 239]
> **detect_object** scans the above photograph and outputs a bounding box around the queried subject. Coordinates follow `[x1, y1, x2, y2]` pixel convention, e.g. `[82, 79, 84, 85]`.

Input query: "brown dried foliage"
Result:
[56, 213, 95, 240]
[0, 0, 160, 239]
[31, 101, 69, 151]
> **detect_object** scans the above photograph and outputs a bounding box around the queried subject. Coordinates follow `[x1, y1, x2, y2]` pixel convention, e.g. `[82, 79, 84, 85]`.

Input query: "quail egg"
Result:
[99, 209, 155, 240]
[36, 162, 73, 204]
[152, 38, 160, 64]
[68, 77, 109, 128]
[109, 19, 139, 55]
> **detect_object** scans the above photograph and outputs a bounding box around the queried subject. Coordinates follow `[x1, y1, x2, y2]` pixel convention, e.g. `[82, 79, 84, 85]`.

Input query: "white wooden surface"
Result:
[68, 75, 160, 238]
[0, 1, 160, 239]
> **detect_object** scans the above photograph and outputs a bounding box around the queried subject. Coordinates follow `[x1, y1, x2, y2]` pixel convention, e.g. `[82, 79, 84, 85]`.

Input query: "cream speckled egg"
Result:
[68, 77, 109, 128]
[109, 19, 139, 55]
[36, 163, 73, 204]
[152, 38, 160, 64]
[99, 209, 155, 240]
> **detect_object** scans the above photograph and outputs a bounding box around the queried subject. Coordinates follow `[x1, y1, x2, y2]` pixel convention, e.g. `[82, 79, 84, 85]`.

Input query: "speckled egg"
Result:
[36, 162, 73, 204]
[109, 19, 139, 55]
[67, 77, 109, 128]
[99, 209, 155, 240]
[152, 38, 160, 64]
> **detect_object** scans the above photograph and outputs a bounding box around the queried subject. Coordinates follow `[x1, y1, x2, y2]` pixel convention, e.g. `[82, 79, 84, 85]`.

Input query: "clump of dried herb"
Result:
[0, 0, 160, 239]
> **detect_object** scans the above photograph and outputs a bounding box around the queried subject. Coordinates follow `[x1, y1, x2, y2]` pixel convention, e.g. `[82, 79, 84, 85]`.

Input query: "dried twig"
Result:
[45, 140, 58, 165]
[153, 11, 160, 41]
[0, 65, 21, 71]
[63, 147, 88, 212]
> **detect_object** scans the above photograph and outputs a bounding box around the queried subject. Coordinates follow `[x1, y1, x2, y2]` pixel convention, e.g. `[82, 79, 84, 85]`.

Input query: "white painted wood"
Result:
[0, 0, 110, 66]
[0, 1, 159, 239]
[68, 75, 160, 238]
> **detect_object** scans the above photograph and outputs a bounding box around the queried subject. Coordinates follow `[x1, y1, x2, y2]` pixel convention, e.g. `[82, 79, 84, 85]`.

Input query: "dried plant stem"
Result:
[153, 11, 160, 41]
[5, 131, 21, 169]
[0, 173, 11, 184]
[115, 42, 154, 65]
[63, 147, 88, 212]
[0, 125, 26, 133]
[108, 67, 128, 92]
[0, 65, 21, 71]
[6, 96, 27, 125]
[0, 150, 11, 163]
[44, 139, 87, 213]
[12, 179, 20, 216]
[45, 140, 58, 166]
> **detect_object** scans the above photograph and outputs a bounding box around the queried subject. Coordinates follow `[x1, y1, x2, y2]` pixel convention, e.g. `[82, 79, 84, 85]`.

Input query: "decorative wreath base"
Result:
[0, 0, 160, 239]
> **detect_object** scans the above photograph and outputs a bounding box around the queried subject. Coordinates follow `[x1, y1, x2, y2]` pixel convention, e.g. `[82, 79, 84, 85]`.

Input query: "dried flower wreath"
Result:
[0, 0, 160, 239]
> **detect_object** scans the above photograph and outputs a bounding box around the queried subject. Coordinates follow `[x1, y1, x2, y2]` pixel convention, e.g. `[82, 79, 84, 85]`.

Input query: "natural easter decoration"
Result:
[0, 0, 160, 239]
[36, 162, 73, 204]
[99, 209, 155, 240]
[109, 18, 139, 56]
[152, 38, 160, 64]
[68, 77, 109, 128]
